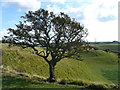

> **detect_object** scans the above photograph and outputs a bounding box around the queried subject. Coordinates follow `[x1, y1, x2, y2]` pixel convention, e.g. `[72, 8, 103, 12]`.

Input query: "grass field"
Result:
[94, 44, 120, 53]
[1, 43, 119, 89]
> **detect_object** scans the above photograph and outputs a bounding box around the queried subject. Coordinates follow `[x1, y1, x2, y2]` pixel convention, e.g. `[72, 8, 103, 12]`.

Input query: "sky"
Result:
[0, 0, 119, 42]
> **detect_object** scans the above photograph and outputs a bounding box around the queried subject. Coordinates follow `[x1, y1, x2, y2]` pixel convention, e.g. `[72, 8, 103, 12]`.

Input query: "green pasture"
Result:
[1, 43, 119, 88]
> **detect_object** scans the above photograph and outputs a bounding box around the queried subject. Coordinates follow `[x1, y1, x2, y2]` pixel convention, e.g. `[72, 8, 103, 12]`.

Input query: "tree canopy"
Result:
[3, 8, 88, 82]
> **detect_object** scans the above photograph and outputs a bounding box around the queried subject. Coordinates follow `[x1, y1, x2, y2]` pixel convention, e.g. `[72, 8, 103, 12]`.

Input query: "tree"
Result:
[3, 8, 88, 82]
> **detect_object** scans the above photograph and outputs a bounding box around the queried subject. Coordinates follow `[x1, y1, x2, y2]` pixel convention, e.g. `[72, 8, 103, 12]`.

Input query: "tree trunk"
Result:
[47, 62, 56, 82]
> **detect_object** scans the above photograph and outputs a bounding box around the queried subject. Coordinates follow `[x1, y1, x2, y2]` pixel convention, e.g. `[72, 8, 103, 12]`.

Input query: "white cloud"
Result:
[50, 0, 66, 4]
[1, 0, 118, 41]
[82, 0, 118, 41]
[46, 0, 118, 21]
[46, 0, 118, 41]
[47, 5, 64, 13]
[85, 20, 118, 42]
[2, 0, 41, 11]
[0, 29, 9, 39]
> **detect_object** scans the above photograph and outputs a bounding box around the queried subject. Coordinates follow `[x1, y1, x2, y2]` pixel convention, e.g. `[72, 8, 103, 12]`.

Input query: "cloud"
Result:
[46, 0, 118, 41]
[97, 15, 116, 22]
[47, 4, 64, 13]
[0, 29, 9, 39]
[1, 0, 41, 11]
[50, 0, 66, 4]
[1, 0, 118, 41]
[46, 4, 85, 22]
[85, 20, 118, 42]
[46, 0, 118, 21]
[82, 0, 118, 21]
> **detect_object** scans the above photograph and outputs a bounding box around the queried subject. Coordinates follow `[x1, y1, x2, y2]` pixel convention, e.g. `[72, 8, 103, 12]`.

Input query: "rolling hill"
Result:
[1, 43, 119, 88]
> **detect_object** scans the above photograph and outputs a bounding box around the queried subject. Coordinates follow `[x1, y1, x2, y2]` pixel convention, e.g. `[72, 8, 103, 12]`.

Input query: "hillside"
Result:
[95, 44, 120, 53]
[89, 41, 120, 44]
[1, 43, 119, 88]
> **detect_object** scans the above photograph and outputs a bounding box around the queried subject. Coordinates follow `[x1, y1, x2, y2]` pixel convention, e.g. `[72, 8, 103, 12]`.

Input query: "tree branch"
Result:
[31, 46, 49, 63]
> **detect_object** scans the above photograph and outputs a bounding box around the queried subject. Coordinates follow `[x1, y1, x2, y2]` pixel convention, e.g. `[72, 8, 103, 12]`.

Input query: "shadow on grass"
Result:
[2, 74, 118, 89]
[2, 75, 84, 89]
[2, 75, 46, 88]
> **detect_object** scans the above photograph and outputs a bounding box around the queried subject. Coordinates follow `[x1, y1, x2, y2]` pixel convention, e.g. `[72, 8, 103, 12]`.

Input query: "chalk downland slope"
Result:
[2, 43, 119, 88]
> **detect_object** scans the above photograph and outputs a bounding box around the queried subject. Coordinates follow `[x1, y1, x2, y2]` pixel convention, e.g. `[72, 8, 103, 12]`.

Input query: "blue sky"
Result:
[0, 0, 119, 42]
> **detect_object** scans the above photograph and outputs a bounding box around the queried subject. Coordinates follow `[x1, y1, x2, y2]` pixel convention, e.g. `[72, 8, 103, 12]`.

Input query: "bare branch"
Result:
[31, 46, 49, 63]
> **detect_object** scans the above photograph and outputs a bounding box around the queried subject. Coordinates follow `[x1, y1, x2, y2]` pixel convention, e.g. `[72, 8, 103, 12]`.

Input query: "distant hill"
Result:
[89, 41, 120, 44]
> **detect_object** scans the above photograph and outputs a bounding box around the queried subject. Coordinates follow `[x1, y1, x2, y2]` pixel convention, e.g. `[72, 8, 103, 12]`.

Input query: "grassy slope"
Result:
[3, 75, 84, 88]
[95, 44, 120, 52]
[2, 43, 119, 88]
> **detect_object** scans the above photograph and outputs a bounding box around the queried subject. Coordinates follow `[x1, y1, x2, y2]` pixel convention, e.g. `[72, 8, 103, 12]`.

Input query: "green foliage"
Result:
[3, 8, 88, 82]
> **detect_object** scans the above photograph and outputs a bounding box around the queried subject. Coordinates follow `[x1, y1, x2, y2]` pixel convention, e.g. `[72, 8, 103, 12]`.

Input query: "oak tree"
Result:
[3, 9, 88, 82]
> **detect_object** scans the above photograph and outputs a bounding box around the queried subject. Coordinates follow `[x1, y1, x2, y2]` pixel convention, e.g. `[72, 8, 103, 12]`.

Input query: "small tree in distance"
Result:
[3, 8, 88, 82]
